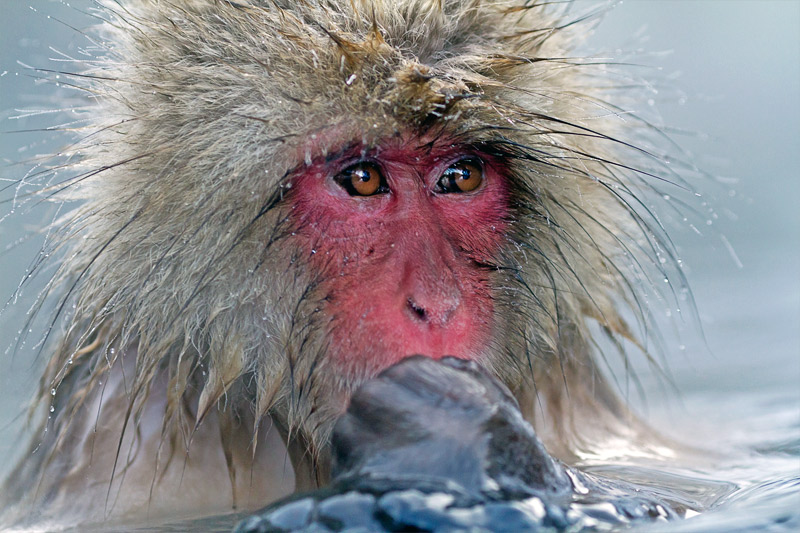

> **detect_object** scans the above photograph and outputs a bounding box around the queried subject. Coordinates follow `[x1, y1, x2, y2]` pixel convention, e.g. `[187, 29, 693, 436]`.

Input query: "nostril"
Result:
[407, 298, 427, 321]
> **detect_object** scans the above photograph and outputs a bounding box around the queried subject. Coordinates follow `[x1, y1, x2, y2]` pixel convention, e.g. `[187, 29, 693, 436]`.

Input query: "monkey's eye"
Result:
[436, 159, 483, 193]
[334, 162, 388, 197]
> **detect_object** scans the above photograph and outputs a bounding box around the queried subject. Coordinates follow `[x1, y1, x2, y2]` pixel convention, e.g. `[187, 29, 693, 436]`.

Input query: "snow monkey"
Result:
[1, 0, 690, 528]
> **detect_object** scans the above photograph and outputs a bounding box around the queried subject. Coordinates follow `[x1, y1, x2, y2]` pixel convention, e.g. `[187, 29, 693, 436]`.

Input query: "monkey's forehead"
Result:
[89, 1, 583, 164]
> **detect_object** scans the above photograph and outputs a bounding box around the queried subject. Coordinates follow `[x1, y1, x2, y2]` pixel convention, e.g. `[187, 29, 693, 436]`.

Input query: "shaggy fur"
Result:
[2, 0, 690, 527]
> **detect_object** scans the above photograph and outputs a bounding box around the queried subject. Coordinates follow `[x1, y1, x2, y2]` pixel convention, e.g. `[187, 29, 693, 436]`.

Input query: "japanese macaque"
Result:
[1, 0, 688, 528]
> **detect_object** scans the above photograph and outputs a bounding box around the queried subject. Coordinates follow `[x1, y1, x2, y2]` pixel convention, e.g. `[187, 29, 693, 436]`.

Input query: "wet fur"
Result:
[2, 0, 690, 527]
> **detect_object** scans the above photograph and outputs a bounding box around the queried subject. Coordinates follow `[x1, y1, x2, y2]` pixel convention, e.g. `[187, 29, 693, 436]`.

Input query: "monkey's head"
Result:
[36, 0, 682, 467]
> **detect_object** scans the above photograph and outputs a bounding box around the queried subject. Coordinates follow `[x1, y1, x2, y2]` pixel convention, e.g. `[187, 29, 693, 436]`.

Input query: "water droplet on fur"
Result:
[51, 388, 56, 396]
[49, 406, 55, 413]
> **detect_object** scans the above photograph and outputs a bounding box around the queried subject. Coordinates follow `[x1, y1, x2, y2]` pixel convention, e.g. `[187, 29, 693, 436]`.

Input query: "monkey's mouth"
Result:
[326, 300, 490, 375]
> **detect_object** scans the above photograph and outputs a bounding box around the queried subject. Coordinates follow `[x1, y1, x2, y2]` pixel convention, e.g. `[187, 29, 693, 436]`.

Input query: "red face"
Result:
[290, 134, 510, 378]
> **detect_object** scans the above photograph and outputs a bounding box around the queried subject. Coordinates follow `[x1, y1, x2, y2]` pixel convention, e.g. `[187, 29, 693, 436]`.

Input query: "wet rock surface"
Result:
[236, 357, 678, 532]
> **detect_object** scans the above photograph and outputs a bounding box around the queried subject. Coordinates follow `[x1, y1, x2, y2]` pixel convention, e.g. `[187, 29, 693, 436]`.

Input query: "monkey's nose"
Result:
[405, 294, 459, 327]
[399, 240, 462, 328]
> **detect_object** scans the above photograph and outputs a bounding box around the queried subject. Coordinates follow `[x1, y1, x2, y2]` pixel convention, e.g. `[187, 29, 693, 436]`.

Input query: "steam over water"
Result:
[1, 1, 798, 531]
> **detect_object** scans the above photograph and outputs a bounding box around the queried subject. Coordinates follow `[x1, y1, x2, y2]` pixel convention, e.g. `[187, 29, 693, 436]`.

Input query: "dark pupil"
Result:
[354, 169, 371, 182]
[445, 167, 468, 189]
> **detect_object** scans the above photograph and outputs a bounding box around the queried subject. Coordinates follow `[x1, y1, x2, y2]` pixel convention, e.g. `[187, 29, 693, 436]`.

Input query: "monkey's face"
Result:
[290, 133, 510, 379]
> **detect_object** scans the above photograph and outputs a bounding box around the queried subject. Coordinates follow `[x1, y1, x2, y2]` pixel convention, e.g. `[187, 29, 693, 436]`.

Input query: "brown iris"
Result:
[334, 162, 387, 196]
[438, 159, 483, 193]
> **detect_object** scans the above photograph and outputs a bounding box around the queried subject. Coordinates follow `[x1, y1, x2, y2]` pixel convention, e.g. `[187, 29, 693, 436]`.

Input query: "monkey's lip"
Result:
[398, 351, 472, 366]
[328, 302, 490, 376]
[393, 325, 482, 366]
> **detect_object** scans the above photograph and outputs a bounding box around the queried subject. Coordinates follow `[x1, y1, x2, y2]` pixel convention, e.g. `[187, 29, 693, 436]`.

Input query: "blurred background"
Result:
[1, 0, 798, 487]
